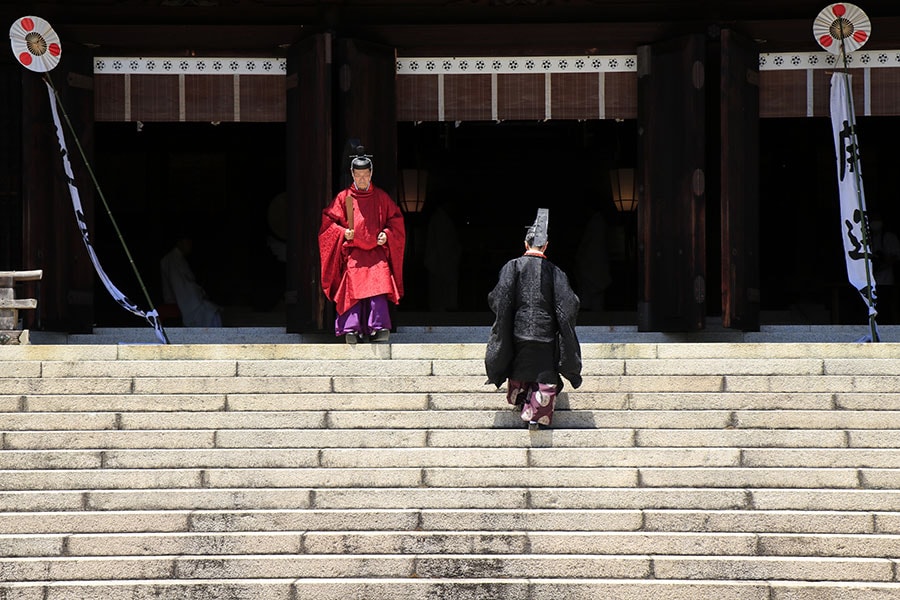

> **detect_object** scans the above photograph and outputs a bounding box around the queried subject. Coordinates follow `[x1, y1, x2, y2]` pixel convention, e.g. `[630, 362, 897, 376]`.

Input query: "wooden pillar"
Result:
[0, 58, 23, 278]
[286, 34, 333, 333]
[334, 38, 398, 199]
[636, 34, 707, 332]
[720, 29, 761, 331]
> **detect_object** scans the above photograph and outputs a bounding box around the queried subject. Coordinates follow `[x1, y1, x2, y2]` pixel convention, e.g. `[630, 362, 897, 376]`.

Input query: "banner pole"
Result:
[836, 30, 879, 342]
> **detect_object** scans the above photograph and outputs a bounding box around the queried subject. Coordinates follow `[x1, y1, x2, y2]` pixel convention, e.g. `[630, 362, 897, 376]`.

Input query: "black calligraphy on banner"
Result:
[830, 72, 877, 321]
[838, 120, 861, 182]
[845, 208, 868, 261]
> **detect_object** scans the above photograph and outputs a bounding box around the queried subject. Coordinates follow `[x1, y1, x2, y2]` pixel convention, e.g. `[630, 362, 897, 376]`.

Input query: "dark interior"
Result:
[90, 115, 900, 328]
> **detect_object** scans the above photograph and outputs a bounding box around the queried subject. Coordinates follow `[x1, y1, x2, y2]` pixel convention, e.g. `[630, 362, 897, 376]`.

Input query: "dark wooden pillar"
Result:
[22, 46, 95, 332]
[636, 34, 707, 332]
[286, 34, 333, 333]
[0, 57, 23, 283]
[720, 29, 761, 331]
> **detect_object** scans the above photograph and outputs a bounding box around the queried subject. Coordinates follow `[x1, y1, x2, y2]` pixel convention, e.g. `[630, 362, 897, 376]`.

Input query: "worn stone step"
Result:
[0, 487, 795, 512]
[286, 579, 900, 600]
[0, 554, 642, 581]
[8, 426, 883, 451]
[5, 408, 900, 432]
[8, 391, 900, 413]
[0, 468, 430, 490]
[7, 341, 900, 361]
[10, 465, 861, 490]
[641, 509, 894, 533]
[0, 553, 892, 582]
[743, 448, 900, 467]
[636, 467, 863, 489]
[274, 447, 738, 467]
[7, 373, 898, 396]
[8, 447, 880, 474]
[4, 530, 894, 558]
[2, 429, 426, 450]
[1, 508, 893, 536]
[0, 410, 721, 430]
[6, 578, 900, 600]
[0, 530, 755, 557]
[632, 429, 852, 447]
[735, 410, 900, 429]
[2, 339, 899, 598]
[0, 449, 320, 469]
[7, 531, 900, 558]
[0, 508, 642, 535]
[35, 359, 435, 378]
[1, 393, 435, 412]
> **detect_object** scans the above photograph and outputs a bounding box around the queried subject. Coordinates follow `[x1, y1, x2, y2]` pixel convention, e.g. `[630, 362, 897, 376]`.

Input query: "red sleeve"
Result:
[380, 190, 407, 298]
[318, 193, 349, 302]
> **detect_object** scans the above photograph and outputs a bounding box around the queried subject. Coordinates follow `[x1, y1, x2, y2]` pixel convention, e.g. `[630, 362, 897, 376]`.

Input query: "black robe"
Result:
[484, 253, 582, 390]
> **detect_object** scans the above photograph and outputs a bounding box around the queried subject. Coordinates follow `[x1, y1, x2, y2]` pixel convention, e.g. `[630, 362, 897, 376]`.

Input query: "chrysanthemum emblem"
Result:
[814, 3, 871, 54]
[9, 16, 61, 73]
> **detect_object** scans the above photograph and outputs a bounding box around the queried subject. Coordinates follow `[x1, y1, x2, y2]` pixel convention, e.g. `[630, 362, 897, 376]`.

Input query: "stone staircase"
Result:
[2, 337, 900, 599]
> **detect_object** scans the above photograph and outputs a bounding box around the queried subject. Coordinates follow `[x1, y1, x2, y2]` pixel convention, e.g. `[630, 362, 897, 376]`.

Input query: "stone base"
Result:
[0, 329, 29, 345]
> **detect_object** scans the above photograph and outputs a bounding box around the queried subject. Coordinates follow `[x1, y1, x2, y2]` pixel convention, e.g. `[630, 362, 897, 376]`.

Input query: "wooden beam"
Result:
[0, 270, 43, 281]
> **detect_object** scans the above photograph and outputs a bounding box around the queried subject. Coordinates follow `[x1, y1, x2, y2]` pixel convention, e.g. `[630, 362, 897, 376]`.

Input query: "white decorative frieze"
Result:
[93, 52, 900, 77]
[398, 52, 900, 75]
[759, 51, 900, 70]
[396, 55, 637, 75]
[94, 57, 286, 75]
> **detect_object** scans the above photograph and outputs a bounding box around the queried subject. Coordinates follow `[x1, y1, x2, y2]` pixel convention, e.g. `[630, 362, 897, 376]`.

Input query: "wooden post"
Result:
[636, 34, 707, 332]
[720, 29, 761, 331]
[0, 270, 43, 344]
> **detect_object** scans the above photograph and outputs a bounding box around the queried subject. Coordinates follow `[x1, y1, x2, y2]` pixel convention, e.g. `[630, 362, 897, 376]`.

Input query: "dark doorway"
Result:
[88, 115, 900, 330]
[396, 119, 639, 325]
[92, 122, 287, 327]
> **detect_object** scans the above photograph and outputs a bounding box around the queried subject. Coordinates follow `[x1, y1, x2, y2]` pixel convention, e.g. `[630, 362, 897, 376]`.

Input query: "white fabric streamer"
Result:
[45, 80, 167, 344]
[830, 72, 877, 318]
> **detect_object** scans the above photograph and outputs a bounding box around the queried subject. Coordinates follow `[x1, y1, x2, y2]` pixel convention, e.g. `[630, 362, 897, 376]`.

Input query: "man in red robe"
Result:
[318, 147, 406, 343]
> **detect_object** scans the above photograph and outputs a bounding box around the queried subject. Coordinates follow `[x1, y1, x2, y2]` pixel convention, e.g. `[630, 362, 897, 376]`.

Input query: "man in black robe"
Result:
[485, 208, 583, 430]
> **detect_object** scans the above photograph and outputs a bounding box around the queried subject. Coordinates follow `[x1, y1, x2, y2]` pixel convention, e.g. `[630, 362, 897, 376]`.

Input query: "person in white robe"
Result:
[160, 236, 223, 327]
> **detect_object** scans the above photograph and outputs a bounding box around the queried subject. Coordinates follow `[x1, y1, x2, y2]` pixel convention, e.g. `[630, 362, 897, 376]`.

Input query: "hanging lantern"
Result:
[610, 168, 636, 212]
[398, 168, 428, 214]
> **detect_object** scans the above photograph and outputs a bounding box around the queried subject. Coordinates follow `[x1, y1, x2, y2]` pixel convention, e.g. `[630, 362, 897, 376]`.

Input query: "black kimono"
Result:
[485, 251, 582, 426]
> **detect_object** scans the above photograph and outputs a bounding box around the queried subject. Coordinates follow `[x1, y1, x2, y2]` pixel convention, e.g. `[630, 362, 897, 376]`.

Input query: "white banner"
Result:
[45, 81, 167, 344]
[830, 72, 877, 318]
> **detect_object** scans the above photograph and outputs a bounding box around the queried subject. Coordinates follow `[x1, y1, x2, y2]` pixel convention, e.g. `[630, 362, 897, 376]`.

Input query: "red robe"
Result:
[318, 184, 406, 315]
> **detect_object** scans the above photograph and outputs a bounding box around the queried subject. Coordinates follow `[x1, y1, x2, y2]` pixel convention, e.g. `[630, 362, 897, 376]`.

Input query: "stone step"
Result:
[6, 409, 900, 431]
[0, 553, 893, 582]
[7, 530, 900, 558]
[4, 373, 900, 395]
[10, 356, 900, 378]
[8, 338, 900, 361]
[5, 578, 900, 600]
[4, 428, 900, 451]
[8, 341, 900, 361]
[6, 342, 900, 364]
[1, 339, 899, 597]
[4, 446, 899, 468]
[0, 466, 882, 490]
[0, 446, 889, 469]
[5, 391, 900, 412]
[0, 509, 893, 535]
[5, 487, 900, 512]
